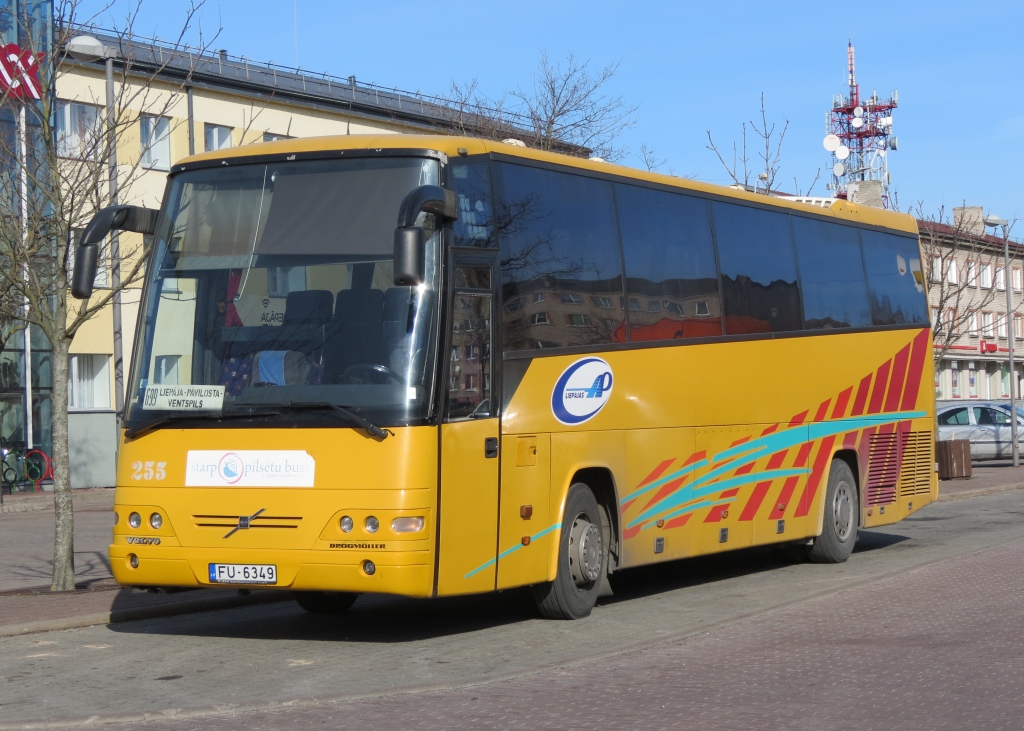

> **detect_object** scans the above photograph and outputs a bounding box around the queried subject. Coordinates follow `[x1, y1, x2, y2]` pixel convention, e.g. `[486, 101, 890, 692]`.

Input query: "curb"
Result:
[938, 481, 1024, 501]
[0, 589, 290, 638]
[0, 488, 114, 514]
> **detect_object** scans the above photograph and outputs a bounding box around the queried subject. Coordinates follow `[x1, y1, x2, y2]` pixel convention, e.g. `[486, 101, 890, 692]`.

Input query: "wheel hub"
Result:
[833, 482, 854, 542]
[568, 516, 602, 586]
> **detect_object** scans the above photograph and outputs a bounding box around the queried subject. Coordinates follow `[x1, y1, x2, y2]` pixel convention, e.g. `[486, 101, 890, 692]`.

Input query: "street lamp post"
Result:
[985, 214, 1018, 467]
[66, 36, 123, 425]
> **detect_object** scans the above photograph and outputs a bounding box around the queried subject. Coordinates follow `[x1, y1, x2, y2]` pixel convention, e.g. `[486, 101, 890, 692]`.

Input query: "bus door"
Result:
[436, 255, 500, 595]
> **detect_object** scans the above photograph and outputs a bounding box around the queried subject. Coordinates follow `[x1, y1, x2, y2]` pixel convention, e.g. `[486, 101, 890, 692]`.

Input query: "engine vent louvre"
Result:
[866, 433, 899, 506]
[898, 431, 934, 497]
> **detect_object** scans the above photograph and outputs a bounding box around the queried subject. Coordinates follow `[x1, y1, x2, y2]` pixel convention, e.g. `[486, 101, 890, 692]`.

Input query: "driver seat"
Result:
[323, 289, 386, 383]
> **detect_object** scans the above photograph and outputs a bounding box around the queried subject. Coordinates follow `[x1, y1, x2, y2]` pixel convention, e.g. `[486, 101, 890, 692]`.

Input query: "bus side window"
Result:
[711, 201, 802, 334]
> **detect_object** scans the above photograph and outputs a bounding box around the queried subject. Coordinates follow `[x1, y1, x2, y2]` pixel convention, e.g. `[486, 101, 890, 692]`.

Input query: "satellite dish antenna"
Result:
[853, 106, 864, 118]
[822, 134, 841, 152]
[852, 117, 864, 129]
[835, 145, 851, 160]
[833, 162, 846, 177]
[888, 136, 898, 151]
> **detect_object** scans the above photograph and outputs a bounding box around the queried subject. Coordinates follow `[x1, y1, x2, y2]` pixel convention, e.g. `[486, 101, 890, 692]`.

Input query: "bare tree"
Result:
[638, 142, 666, 172]
[0, 0, 218, 591]
[917, 203, 1013, 366]
[707, 92, 819, 195]
[440, 52, 638, 162]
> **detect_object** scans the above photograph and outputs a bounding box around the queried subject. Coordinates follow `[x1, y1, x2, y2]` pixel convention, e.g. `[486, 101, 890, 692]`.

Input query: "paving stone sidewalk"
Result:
[0, 462, 1020, 638]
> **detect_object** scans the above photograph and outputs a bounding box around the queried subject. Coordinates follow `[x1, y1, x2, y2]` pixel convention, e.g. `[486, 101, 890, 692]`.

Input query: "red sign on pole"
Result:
[0, 44, 42, 100]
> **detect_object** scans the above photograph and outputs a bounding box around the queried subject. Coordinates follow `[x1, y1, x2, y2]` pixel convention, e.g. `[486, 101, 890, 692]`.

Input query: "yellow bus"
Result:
[73, 135, 937, 620]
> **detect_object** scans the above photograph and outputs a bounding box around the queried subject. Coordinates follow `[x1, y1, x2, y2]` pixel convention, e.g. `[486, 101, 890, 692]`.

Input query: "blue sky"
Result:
[80, 0, 1022, 227]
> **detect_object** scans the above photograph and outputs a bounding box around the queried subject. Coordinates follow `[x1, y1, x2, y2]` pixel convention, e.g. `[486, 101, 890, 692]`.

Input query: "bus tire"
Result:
[806, 458, 858, 564]
[293, 591, 358, 614]
[533, 483, 606, 620]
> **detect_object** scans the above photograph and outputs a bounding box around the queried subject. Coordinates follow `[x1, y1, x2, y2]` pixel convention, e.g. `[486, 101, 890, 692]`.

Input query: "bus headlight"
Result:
[391, 517, 424, 534]
[128, 512, 142, 529]
[150, 513, 163, 529]
[340, 516, 354, 533]
[365, 516, 379, 533]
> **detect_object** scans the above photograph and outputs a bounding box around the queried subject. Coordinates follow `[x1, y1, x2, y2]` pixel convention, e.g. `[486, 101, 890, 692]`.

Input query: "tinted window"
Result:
[616, 185, 722, 341]
[791, 216, 871, 329]
[711, 202, 801, 334]
[450, 160, 494, 247]
[861, 230, 928, 326]
[496, 163, 623, 350]
[938, 407, 969, 426]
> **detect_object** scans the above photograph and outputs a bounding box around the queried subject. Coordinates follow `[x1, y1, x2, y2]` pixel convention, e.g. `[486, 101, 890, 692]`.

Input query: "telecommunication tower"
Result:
[824, 41, 898, 207]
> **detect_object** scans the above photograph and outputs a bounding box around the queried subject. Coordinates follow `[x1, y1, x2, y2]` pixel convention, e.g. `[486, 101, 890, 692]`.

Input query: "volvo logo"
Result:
[126, 536, 161, 545]
[224, 508, 266, 538]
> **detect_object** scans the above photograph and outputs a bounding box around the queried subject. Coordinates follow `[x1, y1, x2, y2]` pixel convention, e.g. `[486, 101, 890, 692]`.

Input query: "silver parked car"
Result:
[936, 400, 1024, 460]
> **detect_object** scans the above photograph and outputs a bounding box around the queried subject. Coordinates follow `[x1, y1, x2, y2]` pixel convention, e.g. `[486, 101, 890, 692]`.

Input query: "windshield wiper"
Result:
[124, 408, 281, 441]
[277, 401, 391, 439]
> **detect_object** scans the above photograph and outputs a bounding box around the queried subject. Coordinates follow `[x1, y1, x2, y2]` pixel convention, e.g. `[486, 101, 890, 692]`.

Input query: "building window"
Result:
[504, 298, 524, 313]
[968, 311, 979, 337]
[1014, 267, 1022, 293]
[531, 312, 549, 325]
[996, 266, 1006, 291]
[945, 308, 956, 335]
[981, 264, 993, 288]
[593, 297, 613, 309]
[982, 312, 994, 338]
[998, 314, 1008, 339]
[946, 259, 958, 285]
[930, 255, 941, 283]
[967, 260, 978, 287]
[463, 373, 477, 391]
[1015, 314, 1024, 340]
[154, 354, 180, 384]
[951, 360, 960, 398]
[567, 314, 591, 327]
[557, 293, 583, 305]
[646, 300, 661, 313]
[532, 292, 545, 304]
[204, 123, 233, 152]
[55, 101, 102, 159]
[1001, 364, 1011, 397]
[695, 301, 711, 316]
[140, 115, 171, 170]
[68, 354, 110, 410]
[267, 266, 305, 297]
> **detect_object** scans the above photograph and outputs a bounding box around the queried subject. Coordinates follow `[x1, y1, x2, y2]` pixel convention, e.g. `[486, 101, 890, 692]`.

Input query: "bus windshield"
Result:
[125, 155, 442, 431]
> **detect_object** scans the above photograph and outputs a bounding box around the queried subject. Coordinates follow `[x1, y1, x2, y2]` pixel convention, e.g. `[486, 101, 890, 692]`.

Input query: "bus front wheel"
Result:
[293, 591, 359, 614]
[533, 483, 606, 620]
[806, 458, 858, 564]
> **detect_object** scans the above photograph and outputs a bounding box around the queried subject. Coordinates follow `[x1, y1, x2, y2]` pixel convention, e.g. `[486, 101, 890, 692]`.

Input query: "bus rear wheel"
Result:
[806, 458, 858, 564]
[533, 483, 606, 620]
[293, 591, 359, 614]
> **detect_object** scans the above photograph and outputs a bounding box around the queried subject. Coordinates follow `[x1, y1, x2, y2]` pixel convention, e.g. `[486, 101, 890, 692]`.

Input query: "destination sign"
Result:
[142, 385, 225, 411]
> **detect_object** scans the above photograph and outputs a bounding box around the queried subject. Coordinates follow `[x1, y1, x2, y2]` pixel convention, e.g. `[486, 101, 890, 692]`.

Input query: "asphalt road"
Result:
[2, 490, 1023, 730]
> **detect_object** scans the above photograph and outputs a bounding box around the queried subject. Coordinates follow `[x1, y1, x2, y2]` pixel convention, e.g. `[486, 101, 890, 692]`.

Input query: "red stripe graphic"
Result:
[703, 488, 742, 523]
[664, 514, 691, 530]
[795, 435, 838, 517]
[867, 360, 892, 415]
[884, 344, 911, 413]
[851, 374, 872, 417]
[901, 329, 929, 410]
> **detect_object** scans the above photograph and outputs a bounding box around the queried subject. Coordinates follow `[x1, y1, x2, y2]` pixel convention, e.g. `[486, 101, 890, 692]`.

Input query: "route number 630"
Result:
[131, 461, 167, 481]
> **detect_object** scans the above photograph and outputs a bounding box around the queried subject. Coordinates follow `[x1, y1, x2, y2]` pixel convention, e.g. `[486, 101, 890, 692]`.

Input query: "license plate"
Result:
[208, 563, 277, 585]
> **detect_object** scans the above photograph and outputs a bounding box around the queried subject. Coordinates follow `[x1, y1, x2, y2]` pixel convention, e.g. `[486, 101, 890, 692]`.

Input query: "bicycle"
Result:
[1, 445, 52, 493]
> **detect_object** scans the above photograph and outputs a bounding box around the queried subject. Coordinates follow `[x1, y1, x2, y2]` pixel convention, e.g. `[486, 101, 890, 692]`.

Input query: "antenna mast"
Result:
[823, 41, 898, 207]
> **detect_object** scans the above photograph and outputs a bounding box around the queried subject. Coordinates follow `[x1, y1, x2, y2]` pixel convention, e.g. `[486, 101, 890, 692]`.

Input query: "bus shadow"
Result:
[108, 588, 541, 643]
[601, 529, 910, 603]
[108, 531, 911, 642]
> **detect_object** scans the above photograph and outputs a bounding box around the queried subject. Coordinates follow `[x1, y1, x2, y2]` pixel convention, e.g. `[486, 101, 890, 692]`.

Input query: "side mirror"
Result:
[393, 185, 458, 286]
[71, 205, 159, 299]
[70, 244, 99, 299]
[393, 226, 425, 286]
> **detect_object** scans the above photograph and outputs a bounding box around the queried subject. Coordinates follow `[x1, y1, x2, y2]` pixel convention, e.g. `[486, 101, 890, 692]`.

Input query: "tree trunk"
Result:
[50, 336, 74, 592]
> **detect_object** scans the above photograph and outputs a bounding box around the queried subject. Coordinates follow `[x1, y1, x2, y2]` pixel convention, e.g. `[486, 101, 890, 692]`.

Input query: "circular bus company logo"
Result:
[217, 453, 245, 484]
[551, 358, 614, 425]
